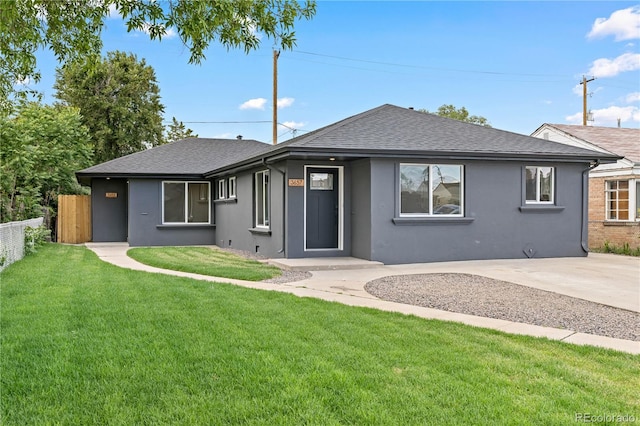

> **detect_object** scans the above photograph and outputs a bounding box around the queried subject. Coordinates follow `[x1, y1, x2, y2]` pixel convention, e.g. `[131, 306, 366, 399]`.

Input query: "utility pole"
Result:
[580, 76, 595, 126]
[272, 49, 280, 145]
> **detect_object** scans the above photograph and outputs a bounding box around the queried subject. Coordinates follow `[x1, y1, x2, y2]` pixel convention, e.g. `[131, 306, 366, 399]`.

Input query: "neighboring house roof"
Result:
[210, 104, 620, 176]
[531, 124, 640, 164]
[76, 138, 271, 183]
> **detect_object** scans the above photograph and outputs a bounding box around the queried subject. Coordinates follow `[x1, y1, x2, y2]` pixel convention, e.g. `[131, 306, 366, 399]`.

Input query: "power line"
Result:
[292, 50, 570, 78]
[165, 120, 272, 124]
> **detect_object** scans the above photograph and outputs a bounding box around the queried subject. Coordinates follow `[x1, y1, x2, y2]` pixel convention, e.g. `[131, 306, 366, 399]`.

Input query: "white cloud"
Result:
[137, 22, 177, 39]
[572, 83, 603, 97]
[587, 53, 640, 78]
[15, 76, 30, 86]
[277, 97, 295, 109]
[214, 132, 235, 139]
[587, 6, 640, 41]
[279, 121, 305, 130]
[239, 98, 267, 110]
[626, 92, 640, 103]
[107, 4, 119, 18]
[566, 105, 640, 126]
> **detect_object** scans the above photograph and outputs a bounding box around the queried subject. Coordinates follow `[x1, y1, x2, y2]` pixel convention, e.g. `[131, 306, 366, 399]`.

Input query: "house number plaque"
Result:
[288, 179, 304, 187]
[105, 192, 118, 198]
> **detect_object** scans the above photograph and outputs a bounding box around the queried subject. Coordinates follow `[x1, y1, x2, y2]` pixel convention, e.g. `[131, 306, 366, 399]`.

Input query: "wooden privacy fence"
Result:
[57, 195, 91, 244]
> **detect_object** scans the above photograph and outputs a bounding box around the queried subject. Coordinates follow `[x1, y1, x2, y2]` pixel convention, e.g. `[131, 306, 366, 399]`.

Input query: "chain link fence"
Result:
[0, 217, 44, 273]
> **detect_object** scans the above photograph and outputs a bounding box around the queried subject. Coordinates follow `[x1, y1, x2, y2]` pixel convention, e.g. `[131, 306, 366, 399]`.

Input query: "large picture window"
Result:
[163, 181, 210, 224]
[525, 166, 554, 204]
[255, 170, 269, 227]
[606, 180, 629, 220]
[400, 164, 463, 216]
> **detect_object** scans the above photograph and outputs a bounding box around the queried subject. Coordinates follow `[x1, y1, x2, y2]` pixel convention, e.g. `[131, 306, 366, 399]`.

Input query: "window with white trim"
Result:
[636, 181, 640, 220]
[217, 179, 226, 200]
[606, 180, 630, 220]
[255, 170, 269, 227]
[399, 164, 463, 216]
[163, 181, 210, 224]
[228, 176, 237, 198]
[525, 166, 554, 204]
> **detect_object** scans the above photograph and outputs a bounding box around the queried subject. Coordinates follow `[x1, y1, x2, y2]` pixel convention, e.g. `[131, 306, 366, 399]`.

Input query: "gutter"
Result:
[581, 160, 600, 253]
[263, 158, 287, 255]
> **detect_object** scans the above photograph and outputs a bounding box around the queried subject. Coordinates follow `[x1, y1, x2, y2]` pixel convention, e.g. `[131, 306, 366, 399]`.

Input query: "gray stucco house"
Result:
[77, 104, 619, 264]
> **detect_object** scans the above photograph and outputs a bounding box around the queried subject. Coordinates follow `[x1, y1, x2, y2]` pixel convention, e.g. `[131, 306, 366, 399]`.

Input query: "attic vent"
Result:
[543, 132, 549, 140]
[236, 135, 243, 140]
[408, 107, 414, 110]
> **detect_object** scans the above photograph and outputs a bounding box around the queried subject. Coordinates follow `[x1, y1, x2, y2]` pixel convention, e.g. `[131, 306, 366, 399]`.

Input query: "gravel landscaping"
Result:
[365, 273, 639, 341]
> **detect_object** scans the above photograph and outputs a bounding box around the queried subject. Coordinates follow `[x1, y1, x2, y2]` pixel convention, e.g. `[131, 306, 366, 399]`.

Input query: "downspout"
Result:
[263, 159, 286, 255]
[581, 160, 600, 253]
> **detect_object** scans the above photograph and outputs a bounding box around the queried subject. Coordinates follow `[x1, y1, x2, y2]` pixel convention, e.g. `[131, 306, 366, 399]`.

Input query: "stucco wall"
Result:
[215, 165, 285, 258]
[91, 178, 128, 242]
[364, 159, 588, 264]
[588, 175, 640, 249]
[284, 159, 352, 259]
[351, 159, 372, 260]
[127, 179, 215, 246]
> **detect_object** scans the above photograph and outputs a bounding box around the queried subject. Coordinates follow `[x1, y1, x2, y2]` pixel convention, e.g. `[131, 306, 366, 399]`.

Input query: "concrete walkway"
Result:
[86, 243, 640, 355]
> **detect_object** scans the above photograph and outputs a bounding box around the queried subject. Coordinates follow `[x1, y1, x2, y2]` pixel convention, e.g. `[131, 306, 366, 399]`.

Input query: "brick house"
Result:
[531, 124, 640, 249]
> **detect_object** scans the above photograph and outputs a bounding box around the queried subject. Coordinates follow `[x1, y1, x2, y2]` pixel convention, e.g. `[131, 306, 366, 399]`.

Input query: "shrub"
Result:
[24, 225, 51, 256]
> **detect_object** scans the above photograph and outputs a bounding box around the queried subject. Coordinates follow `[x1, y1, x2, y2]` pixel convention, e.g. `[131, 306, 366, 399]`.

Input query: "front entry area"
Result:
[305, 166, 342, 250]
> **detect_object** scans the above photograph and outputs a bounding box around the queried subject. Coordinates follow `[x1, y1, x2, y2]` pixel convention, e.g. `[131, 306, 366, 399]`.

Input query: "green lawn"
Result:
[127, 246, 282, 281]
[1, 244, 638, 425]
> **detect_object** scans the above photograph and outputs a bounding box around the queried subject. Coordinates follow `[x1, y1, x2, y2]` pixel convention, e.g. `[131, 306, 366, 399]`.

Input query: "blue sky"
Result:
[31, 1, 640, 143]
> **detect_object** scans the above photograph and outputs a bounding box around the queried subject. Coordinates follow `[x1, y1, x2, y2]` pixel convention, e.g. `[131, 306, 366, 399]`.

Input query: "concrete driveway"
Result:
[273, 253, 640, 312]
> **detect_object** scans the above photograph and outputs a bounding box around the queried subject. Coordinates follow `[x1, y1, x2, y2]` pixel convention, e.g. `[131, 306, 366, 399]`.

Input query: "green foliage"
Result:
[0, 0, 317, 116]
[2, 244, 638, 424]
[595, 241, 640, 257]
[127, 246, 281, 281]
[0, 103, 92, 223]
[54, 51, 165, 164]
[23, 225, 50, 256]
[420, 104, 492, 127]
[165, 116, 198, 143]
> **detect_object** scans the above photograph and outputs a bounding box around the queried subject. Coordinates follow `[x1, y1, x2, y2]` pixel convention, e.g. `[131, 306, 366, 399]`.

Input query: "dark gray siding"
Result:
[127, 179, 215, 246]
[285, 160, 352, 258]
[351, 159, 372, 259]
[214, 165, 285, 258]
[91, 178, 128, 242]
[367, 159, 587, 264]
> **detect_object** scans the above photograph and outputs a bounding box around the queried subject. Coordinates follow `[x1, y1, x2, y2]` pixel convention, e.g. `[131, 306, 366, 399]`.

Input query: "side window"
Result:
[525, 166, 554, 204]
[228, 177, 237, 198]
[606, 180, 630, 220]
[255, 171, 269, 227]
[218, 179, 226, 200]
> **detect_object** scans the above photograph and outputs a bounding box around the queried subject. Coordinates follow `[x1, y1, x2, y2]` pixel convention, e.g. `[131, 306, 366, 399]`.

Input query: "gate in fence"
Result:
[57, 195, 91, 244]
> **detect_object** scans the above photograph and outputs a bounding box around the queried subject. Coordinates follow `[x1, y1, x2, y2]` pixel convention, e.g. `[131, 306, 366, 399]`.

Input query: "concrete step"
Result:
[268, 257, 384, 271]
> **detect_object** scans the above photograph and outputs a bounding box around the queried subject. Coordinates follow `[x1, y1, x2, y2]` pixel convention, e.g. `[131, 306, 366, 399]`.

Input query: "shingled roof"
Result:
[257, 104, 621, 162]
[537, 124, 640, 164]
[76, 138, 271, 183]
[78, 105, 622, 183]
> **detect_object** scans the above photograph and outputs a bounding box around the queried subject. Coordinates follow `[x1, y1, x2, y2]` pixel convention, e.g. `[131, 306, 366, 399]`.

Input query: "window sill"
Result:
[214, 198, 238, 204]
[392, 217, 475, 225]
[519, 206, 565, 213]
[248, 227, 271, 235]
[156, 223, 215, 229]
[603, 221, 640, 226]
